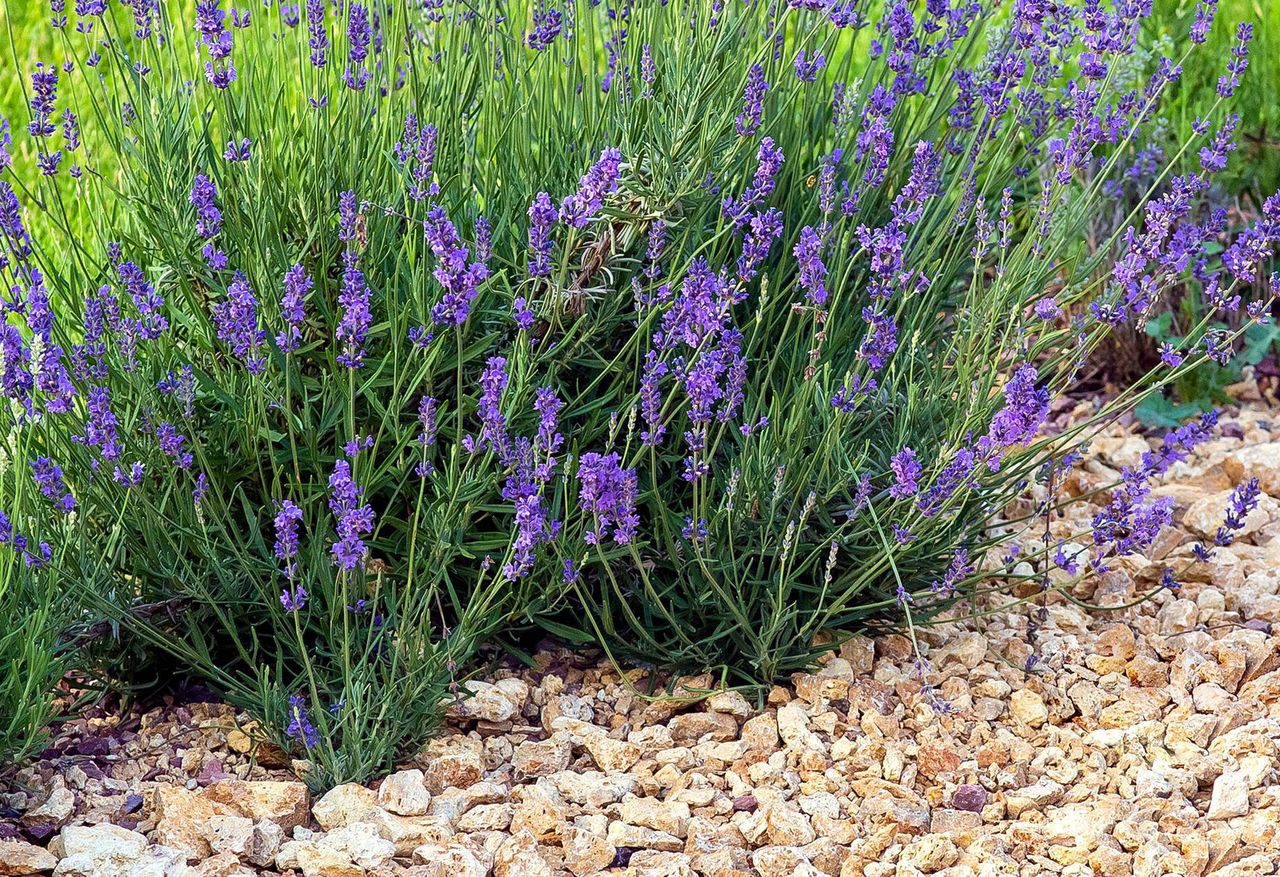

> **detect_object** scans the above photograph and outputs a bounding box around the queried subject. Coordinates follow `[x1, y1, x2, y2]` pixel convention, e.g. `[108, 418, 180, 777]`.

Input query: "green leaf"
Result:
[1135, 394, 1208, 429]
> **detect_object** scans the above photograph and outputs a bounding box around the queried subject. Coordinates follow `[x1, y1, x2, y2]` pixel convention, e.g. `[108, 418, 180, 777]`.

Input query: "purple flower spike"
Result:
[794, 226, 828, 306]
[889, 447, 921, 499]
[793, 49, 826, 82]
[328, 458, 373, 571]
[157, 422, 194, 470]
[425, 206, 489, 327]
[336, 252, 371, 368]
[286, 694, 319, 748]
[577, 452, 639, 546]
[277, 264, 311, 351]
[274, 499, 303, 581]
[723, 137, 784, 226]
[417, 395, 439, 448]
[527, 192, 558, 277]
[31, 457, 75, 513]
[735, 64, 768, 136]
[213, 271, 266, 372]
[343, 3, 371, 90]
[194, 0, 236, 88]
[1215, 477, 1260, 547]
[28, 63, 59, 138]
[559, 148, 622, 228]
[305, 0, 327, 67]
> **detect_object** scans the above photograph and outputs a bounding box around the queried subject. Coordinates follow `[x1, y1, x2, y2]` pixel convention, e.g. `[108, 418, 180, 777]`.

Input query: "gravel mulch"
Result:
[3, 390, 1280, 877]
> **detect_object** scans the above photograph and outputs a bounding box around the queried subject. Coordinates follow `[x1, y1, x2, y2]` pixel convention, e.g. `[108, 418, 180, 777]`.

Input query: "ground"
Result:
[3, 386, 1280, 877]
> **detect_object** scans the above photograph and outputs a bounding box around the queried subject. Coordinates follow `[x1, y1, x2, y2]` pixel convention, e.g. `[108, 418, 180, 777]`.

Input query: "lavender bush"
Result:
[1, 0, 1278, 785]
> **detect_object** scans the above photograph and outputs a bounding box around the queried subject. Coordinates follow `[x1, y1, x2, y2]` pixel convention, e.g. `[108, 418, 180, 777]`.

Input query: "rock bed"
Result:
[3, 395, 1280, 877]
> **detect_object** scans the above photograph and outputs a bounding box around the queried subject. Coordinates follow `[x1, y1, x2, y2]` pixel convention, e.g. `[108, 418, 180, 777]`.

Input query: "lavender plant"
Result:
[1, 0, 1278, 785]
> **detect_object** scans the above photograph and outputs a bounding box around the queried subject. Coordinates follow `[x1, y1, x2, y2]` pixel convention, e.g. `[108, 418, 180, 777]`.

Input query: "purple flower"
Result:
[277, 264, 310, 351]
[336, 252, 371, 368]
[305, 0, 327, 67]
[286, 694, 319, 748]
[344, 435, 373, 458]
[475, 216, 492, 263]
[223, 137, 251, 162]
[722, 137, 784, 226]
[644, 219, 666, 279]
[1215, 477, 1260, 546]
[328, 458, 373, 570]
[469, 356, 511, 461]
[343, 3, 372, 90]
[931, 549, 973, 597]
[640, 44, 656, 98]
[190, 175, 224, 266]
[577, 452, 639, 546]
[831, 375, 877, 412]
[559, 148, 622, 228]
[858, 307, 898, 370]
[1190, 0, 1217, 43]
[0, 119, 12, 172]
[1052, 541, 1080, 575]
[533, 386, 564, 474]
[1034, 298, 1061, 320]
[156, 365, 196, 418]
[28, 63, 59, 138]
[735, 64, 768, 136]
[1217, 22, 1251, 98]
[855, 87, 895, 188]
[61, 111, 80, 154]
[527, 192, 557, 276]
[212, 271, 266, 372]
[113, 462, 145, 488]
[195, 0, 236, 87]
[31, 457, 75, 513]
[793, 49, 826, 82]
[156, 422, 193, 469]
[512, 296, 534, 331]
[736, 208, 784, 283]
[280, 582, 308, 612]
[426, 207, 489, 326]
[417, 395, 438, 447]
[889, 447, 921, 499]
[274, 499, 303, 580]
[682, 516, 708, 544]
[338, 190, 359, 243]
[1159, 343, 1184, 367]
[73, 385, 121, 462]
[395, 115, 439, 201]
[639, 351, 668, 446]
[794, 226, 828, 306]
[983, 365, 1049, 457]
[1140, 410, 1218, 477]
[527, 3, 562, 50]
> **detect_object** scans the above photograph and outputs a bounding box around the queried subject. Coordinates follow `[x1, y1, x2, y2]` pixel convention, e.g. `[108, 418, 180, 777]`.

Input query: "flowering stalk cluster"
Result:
[1, 0, 1277, 785]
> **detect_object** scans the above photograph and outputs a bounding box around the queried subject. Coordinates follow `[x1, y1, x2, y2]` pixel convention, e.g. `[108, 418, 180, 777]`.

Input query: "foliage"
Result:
[0, 528, 62, 767]
[1, 0, 1278, 786]
[1149, 0, 1280, 198]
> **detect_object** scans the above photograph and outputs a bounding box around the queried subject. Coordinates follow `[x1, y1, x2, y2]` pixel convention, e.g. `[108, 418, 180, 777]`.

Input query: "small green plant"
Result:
[1137, 306, 1280, 426]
